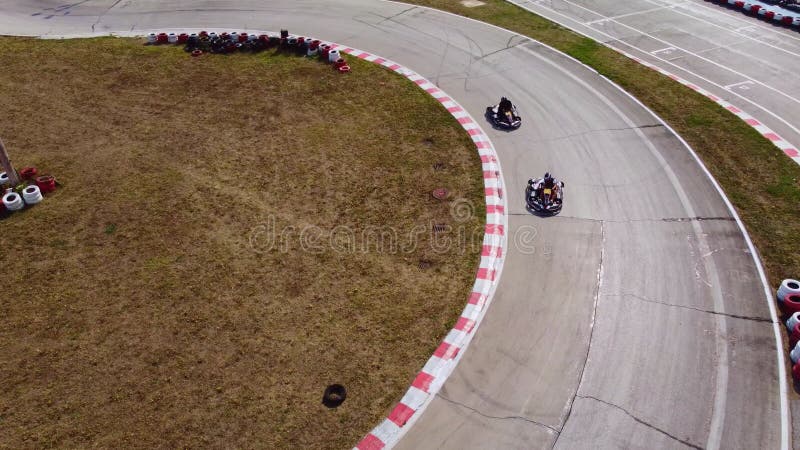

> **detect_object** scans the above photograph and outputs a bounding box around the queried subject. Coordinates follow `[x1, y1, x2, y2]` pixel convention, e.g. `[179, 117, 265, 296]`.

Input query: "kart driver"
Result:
[498, 97, 513, 115]
[529, 172, 560, 203]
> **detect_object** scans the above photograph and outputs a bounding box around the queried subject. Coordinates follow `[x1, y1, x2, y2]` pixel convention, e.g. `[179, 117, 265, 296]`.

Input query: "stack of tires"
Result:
[779, 279, 800, 381]
[0, 167, 57, 217]
[150, 29, 350, 72]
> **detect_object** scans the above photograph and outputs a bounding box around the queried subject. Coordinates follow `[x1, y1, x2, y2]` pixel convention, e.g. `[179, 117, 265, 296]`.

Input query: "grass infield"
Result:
[0, 37, 484, 448]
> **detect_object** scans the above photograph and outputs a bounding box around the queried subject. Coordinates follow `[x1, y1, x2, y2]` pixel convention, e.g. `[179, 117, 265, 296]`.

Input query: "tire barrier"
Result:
[157, 29, 352, 71]
[778, 279, 800, 301]
[794, 361, 800, 381]
[19, 166, 37, 180]
[147, 33, 156, 44]
[22, 185, 42, 205]
[0, 171, 9, 186]
[2, 191, 24, 211]
[706, 0, 800, 31]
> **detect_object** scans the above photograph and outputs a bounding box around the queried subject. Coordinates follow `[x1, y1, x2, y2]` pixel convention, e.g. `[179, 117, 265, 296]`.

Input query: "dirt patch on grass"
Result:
[0, 37, 484, 448]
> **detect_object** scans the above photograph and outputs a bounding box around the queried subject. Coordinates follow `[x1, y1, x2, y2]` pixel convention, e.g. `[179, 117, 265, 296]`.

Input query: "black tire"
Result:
[322, 384, 347, 408]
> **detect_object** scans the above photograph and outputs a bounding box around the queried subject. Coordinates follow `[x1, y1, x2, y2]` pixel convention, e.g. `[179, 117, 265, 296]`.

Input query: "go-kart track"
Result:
[0, 1, 789, 449]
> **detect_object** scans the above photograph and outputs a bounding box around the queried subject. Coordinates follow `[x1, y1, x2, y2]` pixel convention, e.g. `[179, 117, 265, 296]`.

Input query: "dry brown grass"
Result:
[0, 37, 484, 448]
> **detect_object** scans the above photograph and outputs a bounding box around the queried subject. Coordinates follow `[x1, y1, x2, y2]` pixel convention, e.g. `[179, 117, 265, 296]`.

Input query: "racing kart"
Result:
[526, 178, 565, 215]
[485, 104, 522, 130]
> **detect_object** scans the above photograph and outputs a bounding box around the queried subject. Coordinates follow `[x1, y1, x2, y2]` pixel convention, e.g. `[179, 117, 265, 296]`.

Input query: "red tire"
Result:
[794, 362, 800, 381]
[791, 323, 800, 348]
[19, 166, 38, 180]
[784, 294, 800, 314]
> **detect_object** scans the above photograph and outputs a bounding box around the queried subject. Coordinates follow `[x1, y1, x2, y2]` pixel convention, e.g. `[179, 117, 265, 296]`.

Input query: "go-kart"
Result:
[485, 103, 522, 130]
[526, 178, 564, 215]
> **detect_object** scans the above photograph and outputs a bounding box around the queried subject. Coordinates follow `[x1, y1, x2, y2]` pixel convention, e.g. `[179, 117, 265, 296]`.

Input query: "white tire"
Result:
[328, 49, 340, 63]
[168, 32, 178, 43]
[786, 311, 800, 330]
[2, 191, 24, 211]
[791, 341, 800, 364]
[22, 185, 43, 205]
[0, 171, 8, 186]
[147, 33, 157, 44]
[778, 279, 800, 302]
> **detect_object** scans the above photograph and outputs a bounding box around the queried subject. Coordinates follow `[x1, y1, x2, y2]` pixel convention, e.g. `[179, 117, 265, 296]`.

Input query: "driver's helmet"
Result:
[544, 172, 552, 181]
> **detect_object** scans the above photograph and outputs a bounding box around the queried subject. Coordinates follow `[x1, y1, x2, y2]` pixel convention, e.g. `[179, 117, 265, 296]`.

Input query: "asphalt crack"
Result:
[610, 292, 773, 323]
[576, 395, 704, 449]
[435, 393, 560, 434]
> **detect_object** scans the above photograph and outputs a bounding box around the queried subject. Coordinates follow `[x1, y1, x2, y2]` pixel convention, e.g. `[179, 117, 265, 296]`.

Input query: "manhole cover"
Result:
[432, 188, 449, 200]
[322, 384, 347, 408]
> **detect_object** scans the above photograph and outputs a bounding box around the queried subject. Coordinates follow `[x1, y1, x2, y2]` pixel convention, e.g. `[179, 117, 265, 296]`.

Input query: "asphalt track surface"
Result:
[510, 0, 800, 163]
[0, 1, 788, 449]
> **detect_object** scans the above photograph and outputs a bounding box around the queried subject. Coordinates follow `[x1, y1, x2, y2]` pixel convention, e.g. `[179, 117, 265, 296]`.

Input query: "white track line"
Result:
[511, 0, 800, 164]
[675, 0, 800, 43]
[553, 0, 800, 108]
[642, 0, 800, 57]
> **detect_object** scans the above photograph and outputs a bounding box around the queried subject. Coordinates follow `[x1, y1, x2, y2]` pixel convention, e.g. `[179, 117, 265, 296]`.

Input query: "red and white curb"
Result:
[328, 44, 508, 450]
[708, 0, 800, 29]
[621, 51, 800, 165]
